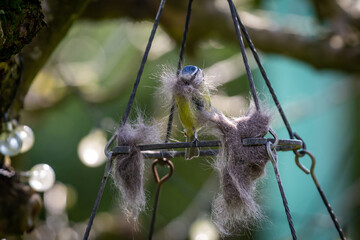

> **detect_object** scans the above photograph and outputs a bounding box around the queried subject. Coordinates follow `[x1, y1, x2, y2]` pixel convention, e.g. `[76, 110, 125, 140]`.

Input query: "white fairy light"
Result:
[77, 129, 107, 167]
[189, 218, 219, 240]
[15, 125, 35, 153]
[0, 131, 22, 156]
[29, 164, 56, 192]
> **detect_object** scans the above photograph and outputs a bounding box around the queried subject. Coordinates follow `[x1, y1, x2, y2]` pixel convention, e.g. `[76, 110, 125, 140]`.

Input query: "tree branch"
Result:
[310, 0, 360, 40]
[82, 0, 360, 74]
[243, 13, 360, 72]
[9, 0, 93, 117]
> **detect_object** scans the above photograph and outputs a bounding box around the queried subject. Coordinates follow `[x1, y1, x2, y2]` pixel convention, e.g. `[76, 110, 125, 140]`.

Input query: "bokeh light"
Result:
[44, 183, 68, 215]
[77, 129, 107, 167]
[189, 218, 219, 240]
[24, 69, 66, 110]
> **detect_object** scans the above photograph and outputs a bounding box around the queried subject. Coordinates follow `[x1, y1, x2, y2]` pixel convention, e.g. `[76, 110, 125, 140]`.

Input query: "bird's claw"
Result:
[191, 137, 200, 147]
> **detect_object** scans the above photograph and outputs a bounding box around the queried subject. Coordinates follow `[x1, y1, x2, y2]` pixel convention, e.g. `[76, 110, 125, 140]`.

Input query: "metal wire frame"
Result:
[266, 129, 297, 239]
[164, 0, 194, 144]
[83, 0, 347, 239]
[227, 0, 260, 111]
[109, 138, 303, 158]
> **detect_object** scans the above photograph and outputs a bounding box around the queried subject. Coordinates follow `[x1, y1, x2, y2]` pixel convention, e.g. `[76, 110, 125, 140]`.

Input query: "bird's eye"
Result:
[184, 81, 190, 85]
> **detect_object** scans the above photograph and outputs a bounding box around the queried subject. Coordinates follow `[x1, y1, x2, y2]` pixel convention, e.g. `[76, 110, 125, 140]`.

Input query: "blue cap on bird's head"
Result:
[181, 65, 198, 75]
[180, 65, 203, 81]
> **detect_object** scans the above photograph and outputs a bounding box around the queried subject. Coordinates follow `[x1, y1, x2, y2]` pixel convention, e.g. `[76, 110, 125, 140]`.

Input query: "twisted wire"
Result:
[227, 0, 260, 111]
[267, 143, 297, 239]
[273, 161, 297, 239]
[234, 11, 294, 139]
[121, 0, 167, 125]
[165, 0, 194, 143]
[150, 1, 194, 238]
[148, 182, 162, 240]
[316, 184, 346, 239]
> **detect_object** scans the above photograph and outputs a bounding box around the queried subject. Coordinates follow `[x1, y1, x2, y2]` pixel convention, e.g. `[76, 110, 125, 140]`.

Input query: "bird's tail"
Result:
[185, 134, 200, 160]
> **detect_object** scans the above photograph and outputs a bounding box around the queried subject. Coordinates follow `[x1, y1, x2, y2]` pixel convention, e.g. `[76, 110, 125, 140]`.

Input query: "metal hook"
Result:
[266, 127, 279, 161]
[104, 152, 114, 178]
[152, 158, 174, 184]
[294, 132, 306, 150]
[294, 149, 316, 175]
[104, 133, 117, 159]
[266, 141, 277, 165]
[268, 127, 279, 150]
[293, 132, 307, 158]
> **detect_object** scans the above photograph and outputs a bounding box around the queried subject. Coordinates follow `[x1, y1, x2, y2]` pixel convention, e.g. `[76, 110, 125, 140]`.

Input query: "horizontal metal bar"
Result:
[113, 140, 220, 153]
[111, 138, 302, 158]
[142, 150, 218, 159]
[243, 138, 302, 149]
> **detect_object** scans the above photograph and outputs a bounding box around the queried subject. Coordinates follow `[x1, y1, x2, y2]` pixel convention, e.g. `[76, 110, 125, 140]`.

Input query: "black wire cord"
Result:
[83, 158, 113, 240]
[121, 0, 167, 125]
[273, 161, 297, 239]
[267, 143, 297, 240]
[164, 104, 175, 143]
[148, 181, 162, 240]
[227, 0, 260, 111]
[176, 0, 193, 77]
[316, 185, 346, 239]
[165, 0, 194, 143]
[149, 1, 194, 239]
[234, 10, 294, 139]
[83, 0, 167, 239]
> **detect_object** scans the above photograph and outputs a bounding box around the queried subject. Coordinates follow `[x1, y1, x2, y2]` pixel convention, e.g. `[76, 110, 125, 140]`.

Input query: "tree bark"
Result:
[0, 0, 45, 61]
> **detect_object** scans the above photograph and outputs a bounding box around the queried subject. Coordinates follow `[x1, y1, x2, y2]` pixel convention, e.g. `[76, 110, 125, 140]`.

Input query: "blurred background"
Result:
[8, 0, 360, 239]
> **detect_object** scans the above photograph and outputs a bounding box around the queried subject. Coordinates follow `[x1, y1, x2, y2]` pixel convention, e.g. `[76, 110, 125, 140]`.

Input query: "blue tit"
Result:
[174, 65, 211, 159]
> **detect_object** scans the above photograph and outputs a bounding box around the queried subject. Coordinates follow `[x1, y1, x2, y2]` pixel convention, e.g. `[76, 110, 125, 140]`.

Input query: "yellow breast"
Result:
[175, 96, 199, 135]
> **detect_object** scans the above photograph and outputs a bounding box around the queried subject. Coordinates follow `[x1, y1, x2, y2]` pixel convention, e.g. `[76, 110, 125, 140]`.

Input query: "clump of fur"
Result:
[203, 104, 271, 235]
[112, 116, 161, 225]
[157, 65, 177, 102]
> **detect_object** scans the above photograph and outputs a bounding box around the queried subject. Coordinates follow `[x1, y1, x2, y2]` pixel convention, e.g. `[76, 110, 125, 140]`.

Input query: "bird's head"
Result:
[179, 65, 204, 88]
